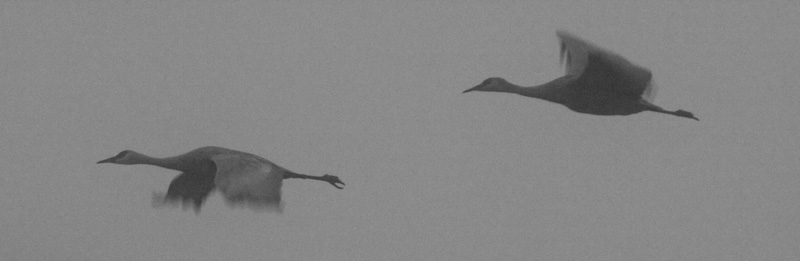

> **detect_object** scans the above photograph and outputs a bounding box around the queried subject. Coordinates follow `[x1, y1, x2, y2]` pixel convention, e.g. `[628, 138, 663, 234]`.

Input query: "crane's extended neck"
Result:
[464, 77, 569, 104]
[506, 77, 570, 104]
[125, 151, 192, 171]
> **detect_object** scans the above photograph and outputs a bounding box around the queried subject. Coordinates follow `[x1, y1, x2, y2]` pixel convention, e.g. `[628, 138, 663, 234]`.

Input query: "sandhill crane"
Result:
[97, 146, 344, 213]
[464, 31, 698, 120]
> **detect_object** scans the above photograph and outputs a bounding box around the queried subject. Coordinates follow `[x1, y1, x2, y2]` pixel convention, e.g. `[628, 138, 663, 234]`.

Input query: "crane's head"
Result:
[97, 150, 139, 164]
[322, 174, 345, 189]
[463, 77, 509, 93]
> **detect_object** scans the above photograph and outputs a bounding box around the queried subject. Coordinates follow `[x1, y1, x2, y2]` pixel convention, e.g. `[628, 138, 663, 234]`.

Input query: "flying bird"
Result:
[464, 31, 698, 120]
[98, 146, 344, 213]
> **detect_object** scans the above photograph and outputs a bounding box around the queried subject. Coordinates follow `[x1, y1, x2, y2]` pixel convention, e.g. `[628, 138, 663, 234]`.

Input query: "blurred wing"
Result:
[558, 31, 653, 96]
[212, 154, 282, 210]
[642, 80, 658, 102]
[557, 31, 591, 77]
[153, 171, 216, 213]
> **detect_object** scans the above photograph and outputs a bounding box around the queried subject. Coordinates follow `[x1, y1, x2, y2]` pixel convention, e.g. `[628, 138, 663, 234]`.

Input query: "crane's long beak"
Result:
[97, 156, 116, 164]
[463, 84, 482, 93]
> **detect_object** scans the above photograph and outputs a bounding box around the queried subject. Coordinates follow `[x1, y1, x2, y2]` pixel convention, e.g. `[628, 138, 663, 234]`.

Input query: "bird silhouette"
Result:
[98, 146, 344, 213]
[464, 30, 698, 121]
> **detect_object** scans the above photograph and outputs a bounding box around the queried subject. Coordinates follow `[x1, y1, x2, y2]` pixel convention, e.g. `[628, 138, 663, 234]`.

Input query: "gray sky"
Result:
[2, 1, 799, 260]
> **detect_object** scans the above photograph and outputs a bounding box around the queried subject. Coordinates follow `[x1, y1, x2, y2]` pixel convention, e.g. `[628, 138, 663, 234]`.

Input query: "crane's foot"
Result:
[322, 174, 345, 189]
[676, 110, 699, 121]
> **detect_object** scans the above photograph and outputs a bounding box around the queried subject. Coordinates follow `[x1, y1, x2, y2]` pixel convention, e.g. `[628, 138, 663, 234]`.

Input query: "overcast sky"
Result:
[2, 1, 799, 260]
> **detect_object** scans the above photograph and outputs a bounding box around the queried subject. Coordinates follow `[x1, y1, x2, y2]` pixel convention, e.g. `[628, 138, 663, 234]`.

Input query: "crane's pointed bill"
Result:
[97, 156, 116, 164]
[463, 84, 483, 93]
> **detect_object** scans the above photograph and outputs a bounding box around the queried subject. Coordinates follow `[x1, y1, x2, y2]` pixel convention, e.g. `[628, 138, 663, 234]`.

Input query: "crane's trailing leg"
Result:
[639, 99, 699, 121]
[673, 110, 699, 121]
[283, 171, 345, 189]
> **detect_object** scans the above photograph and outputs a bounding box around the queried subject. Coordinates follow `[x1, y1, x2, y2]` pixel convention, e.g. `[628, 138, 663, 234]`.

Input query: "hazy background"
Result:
[2, 1, 798, 260]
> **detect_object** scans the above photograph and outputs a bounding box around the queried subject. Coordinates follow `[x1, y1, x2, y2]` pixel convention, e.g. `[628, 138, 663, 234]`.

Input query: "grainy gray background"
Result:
[1, 1, 798, 260]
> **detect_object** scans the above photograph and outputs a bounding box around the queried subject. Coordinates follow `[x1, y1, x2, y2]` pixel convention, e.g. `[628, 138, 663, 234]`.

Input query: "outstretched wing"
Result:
[642, 80, 658, 103]
[211, 154, 282, 211]
[153, 171, 216, 213]
[557, 31, 653, 97]
[557, 31, 591, 77]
